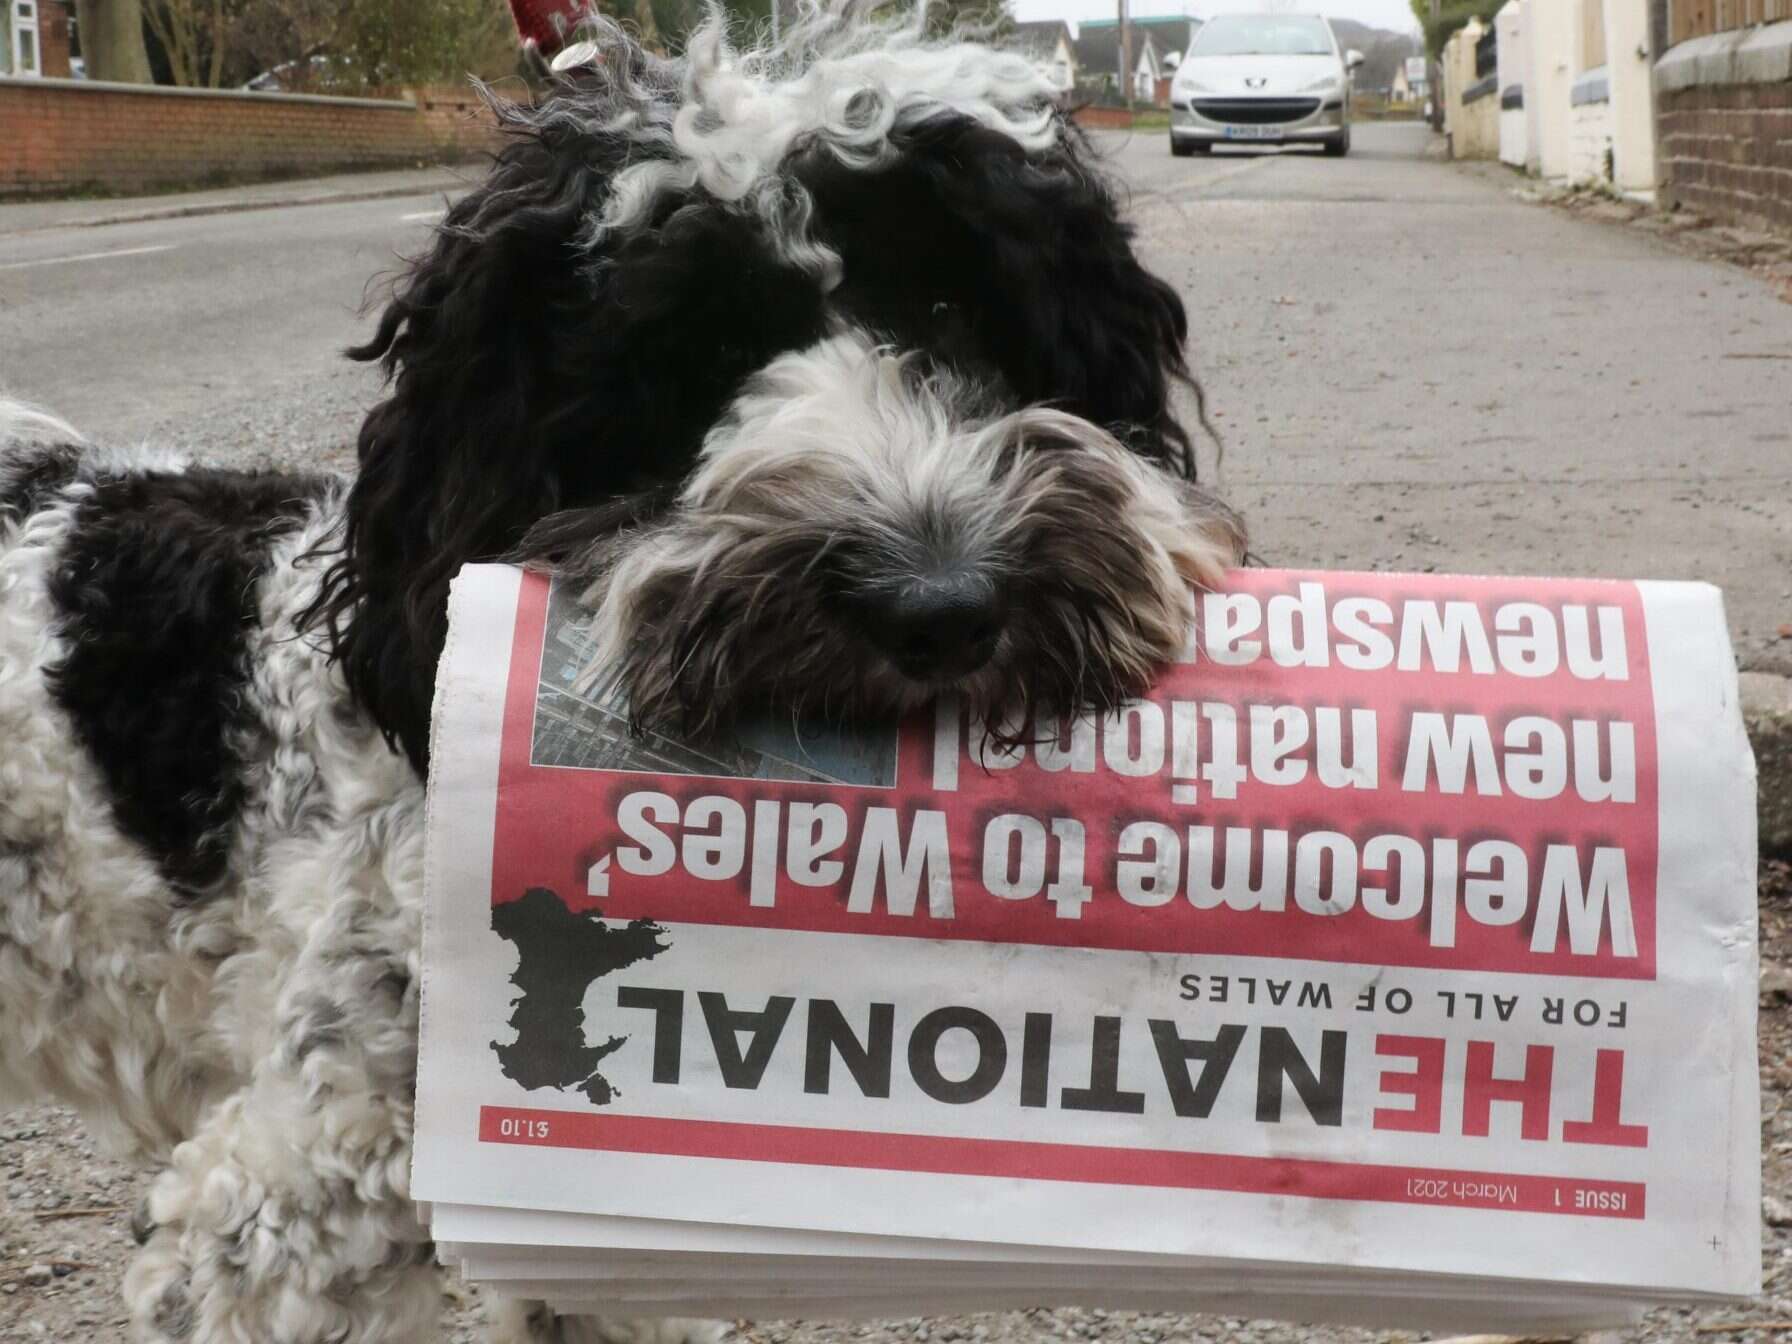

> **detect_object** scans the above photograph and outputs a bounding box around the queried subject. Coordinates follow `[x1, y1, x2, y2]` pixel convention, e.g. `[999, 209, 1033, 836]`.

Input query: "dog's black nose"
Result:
[862, 572, 1006, 680]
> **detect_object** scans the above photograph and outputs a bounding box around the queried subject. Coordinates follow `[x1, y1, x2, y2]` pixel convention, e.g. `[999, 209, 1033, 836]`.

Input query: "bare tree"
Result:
[73, 0, 153, 81]
[143, 0, 229, 86]
[225, 0, 515, 92]
[230, 0, 341, 85]
[629, 0, 662, 49]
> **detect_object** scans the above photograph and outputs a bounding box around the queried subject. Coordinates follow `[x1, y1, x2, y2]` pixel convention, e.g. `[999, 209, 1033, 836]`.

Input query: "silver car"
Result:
[1169, 13, 1362, 157]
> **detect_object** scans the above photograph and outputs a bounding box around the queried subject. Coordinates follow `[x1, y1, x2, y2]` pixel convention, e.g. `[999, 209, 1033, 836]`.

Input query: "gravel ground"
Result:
[5, 860, 1788, 1343]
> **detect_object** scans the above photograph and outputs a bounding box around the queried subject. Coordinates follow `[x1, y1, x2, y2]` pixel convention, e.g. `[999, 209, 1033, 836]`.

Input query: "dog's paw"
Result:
[579, 1319, 731, 1344]
[492, 1300, 731, 1344]
[131, 1196, 158, 1247]
[121, 1229, 194, 1342]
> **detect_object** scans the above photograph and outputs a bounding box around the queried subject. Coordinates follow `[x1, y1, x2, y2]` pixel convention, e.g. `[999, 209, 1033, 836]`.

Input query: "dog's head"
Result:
[314, 4, 1245, 769]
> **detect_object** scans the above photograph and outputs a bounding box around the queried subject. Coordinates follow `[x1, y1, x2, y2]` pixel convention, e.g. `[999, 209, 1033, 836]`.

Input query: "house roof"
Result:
[1073, 24, 1167, 80]
[1010, 19, 1074, 60]
[1077, 15, 1201, 55]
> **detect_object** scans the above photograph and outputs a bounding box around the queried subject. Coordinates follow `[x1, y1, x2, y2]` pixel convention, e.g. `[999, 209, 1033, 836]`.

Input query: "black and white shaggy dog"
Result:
[0, 9, 1244, 1342]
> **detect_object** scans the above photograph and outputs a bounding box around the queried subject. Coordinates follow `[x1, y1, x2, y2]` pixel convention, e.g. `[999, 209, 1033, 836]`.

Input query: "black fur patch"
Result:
[0, 442, 81, 526]
[800, 115, 1200, 475]
[47, 469, 323, 895]
[307, 111, 832, 772]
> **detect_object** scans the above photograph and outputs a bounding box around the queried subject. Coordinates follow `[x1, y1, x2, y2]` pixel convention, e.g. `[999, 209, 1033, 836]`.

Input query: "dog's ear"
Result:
[804, 115, 1203, 478]
[308, 68, 833, 771]
[1035, 125, 1205, 478]
[973, 119, 1203, 478]
[307, 112, 617, 772]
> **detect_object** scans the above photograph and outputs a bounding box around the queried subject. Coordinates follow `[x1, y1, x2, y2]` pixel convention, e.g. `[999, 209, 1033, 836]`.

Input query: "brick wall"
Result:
[0, 77, 510, 199]
[1658, 83, 1792, 231]
[412, 85, 512, 158]
[1072, 104, 1137, 129]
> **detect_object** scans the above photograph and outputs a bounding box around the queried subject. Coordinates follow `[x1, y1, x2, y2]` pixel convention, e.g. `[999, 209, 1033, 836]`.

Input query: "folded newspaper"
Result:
[415, 565, 1760, 1331]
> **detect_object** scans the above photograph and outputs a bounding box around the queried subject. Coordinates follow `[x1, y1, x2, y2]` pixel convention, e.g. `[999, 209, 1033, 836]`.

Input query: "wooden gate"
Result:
[1671, 0, 1792, 46]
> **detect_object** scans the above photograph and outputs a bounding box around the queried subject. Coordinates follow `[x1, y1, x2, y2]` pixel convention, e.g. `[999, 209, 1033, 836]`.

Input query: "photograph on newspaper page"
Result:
[414, 563, 1759, 1295]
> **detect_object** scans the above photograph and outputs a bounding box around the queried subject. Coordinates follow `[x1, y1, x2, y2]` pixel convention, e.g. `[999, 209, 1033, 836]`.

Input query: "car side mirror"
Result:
[1345, 49, 1365, 70]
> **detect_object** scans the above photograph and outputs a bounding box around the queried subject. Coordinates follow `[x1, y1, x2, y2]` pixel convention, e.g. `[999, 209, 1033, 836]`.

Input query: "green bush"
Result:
[1412, 0, 1502, 57]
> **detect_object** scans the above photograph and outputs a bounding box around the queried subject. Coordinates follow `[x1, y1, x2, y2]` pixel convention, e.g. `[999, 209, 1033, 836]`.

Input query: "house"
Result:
[1392, 55, 1428, 102]
[1484, 0, 1786, 226]
[1074, 17, 1198, 106]
[1440, 17, 1498, 158]
[1011, 19, 1078, 95]
[1446, 0, 1640, 189]
[1495, 0, 1529, 168]
[1, 0, 71, 78]
[1080, 14, 1202, 66]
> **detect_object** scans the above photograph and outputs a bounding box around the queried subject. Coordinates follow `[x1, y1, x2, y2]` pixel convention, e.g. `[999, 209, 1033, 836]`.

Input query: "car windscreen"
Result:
[1189, 15, 1335, 56]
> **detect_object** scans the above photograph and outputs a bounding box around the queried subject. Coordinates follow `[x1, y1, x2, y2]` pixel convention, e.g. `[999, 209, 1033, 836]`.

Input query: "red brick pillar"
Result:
[38, 0, 73, 78]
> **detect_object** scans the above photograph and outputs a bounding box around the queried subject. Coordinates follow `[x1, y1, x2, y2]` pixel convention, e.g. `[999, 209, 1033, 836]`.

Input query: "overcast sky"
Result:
[1011, 0, 1421, 38]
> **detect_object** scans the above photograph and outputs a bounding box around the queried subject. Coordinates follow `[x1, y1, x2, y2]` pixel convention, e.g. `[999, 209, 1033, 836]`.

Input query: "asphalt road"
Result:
[1, 122, 1789, 664]
[0, 186, 465, 476]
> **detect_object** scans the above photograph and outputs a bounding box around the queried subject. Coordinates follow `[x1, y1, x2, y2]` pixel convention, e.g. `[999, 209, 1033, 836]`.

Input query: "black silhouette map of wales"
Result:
[491, 887, 670, 1105]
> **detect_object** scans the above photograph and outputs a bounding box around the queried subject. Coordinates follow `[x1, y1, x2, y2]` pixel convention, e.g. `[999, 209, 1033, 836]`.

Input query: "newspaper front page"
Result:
[415, 564, 1760, 1302]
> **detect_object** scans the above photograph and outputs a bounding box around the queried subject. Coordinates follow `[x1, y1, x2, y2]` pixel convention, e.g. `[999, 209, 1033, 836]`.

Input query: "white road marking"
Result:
[0, 243, 177, 272]
[400, 210, 442, 223]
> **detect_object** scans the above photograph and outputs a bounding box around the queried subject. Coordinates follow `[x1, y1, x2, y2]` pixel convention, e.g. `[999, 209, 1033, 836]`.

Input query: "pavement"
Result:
[0, 123, 1789, 847]
[0, 164, 477, 236]
[1089, 122, 1792, 846]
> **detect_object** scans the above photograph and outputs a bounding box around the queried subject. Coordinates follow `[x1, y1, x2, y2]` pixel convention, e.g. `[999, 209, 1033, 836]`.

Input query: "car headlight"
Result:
[1303, 75, 1342, 92]
[1174, 79, 1212, 94]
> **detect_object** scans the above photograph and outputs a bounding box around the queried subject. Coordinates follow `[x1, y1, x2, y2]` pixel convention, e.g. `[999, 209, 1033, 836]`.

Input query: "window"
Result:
[11, 0, 40, 76]
[1189, 14, 1335, 58]
[1580, 0, 1607, 72]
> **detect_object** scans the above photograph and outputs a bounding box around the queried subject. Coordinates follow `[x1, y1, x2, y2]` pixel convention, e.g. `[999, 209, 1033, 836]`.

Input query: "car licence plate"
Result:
[1223, 125, 1284, 141]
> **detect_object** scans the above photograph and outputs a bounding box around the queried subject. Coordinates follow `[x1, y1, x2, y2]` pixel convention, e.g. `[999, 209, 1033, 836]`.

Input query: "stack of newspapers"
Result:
[415, 564, 1762, 1331]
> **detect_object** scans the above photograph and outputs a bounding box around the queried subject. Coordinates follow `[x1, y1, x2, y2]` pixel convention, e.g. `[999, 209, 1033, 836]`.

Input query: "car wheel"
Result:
[1324, 129, 1350, 157]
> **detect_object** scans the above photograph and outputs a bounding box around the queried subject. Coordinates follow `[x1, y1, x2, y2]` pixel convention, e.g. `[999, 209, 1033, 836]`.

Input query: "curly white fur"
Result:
[542, 1, 1058, 284]
[0, 404, 722, 1343]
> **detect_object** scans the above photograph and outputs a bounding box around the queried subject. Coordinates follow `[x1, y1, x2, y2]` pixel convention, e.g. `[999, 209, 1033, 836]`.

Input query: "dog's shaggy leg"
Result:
[122, 877, 441, 1344]
[487, 1298, 730, 1344]
[125, 1159, 439, 1344]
